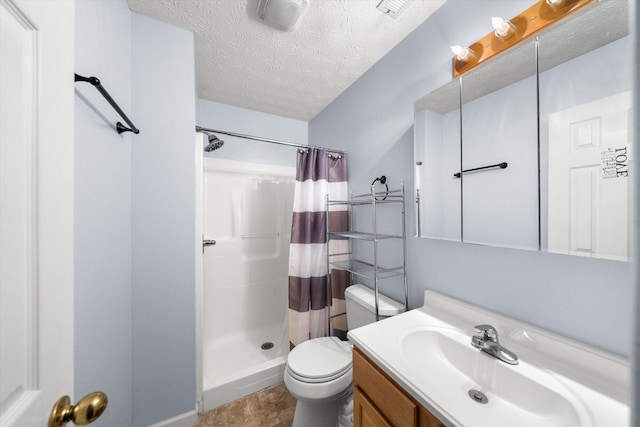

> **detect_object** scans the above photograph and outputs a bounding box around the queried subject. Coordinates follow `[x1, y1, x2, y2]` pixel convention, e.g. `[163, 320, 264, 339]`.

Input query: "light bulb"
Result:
[491, 17, 513, 38]
[451, 45, 472, 61]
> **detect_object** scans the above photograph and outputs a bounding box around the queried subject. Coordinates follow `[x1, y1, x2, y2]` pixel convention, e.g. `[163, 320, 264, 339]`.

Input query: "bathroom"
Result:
[1, 0, 636, 426]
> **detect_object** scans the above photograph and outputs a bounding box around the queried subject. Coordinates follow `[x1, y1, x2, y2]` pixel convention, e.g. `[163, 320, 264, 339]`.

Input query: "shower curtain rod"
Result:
[195, 126, 346, 155]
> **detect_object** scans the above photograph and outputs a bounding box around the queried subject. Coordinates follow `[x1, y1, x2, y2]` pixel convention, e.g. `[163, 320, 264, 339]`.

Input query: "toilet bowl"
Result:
[284, 284, 405, 427]
[284, 337, 353, 427]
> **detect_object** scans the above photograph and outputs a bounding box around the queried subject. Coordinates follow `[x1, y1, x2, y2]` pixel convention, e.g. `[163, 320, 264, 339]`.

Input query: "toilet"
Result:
[284, 284, 405, 427]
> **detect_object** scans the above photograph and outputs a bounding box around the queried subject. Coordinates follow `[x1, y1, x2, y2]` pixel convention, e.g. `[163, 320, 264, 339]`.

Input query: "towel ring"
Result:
[371, 176, 388, 200]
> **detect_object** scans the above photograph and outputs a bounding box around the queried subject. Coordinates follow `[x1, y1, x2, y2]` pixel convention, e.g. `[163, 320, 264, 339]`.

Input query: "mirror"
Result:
[539, 0, 631, 261]
[414, 0, 630, 260]
[460, 40, 538, 250]
[414, 81, 461, 241]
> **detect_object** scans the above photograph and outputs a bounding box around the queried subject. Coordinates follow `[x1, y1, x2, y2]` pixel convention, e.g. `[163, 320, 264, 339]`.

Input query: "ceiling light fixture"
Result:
[256, 0, 309, 31]
[376, 0, 410, 18]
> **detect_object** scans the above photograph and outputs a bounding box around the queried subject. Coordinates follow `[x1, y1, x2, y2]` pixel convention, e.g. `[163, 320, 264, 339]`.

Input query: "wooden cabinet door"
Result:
[354, 346, 447, 427]
[354, 386, 392, 427]
[353, 347, 418, 426]
[419, 407, 447, 427]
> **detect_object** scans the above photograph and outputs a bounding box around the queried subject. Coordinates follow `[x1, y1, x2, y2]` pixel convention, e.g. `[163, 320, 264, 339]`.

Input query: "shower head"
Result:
[204, 132, 224, 152]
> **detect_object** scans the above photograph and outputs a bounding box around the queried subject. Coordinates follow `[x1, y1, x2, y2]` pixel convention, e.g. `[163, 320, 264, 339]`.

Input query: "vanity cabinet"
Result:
[353, 347, 445, 427]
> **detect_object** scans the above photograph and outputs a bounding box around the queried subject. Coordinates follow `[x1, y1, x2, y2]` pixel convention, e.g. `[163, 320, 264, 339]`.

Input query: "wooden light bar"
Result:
[453, 0, 594, 77]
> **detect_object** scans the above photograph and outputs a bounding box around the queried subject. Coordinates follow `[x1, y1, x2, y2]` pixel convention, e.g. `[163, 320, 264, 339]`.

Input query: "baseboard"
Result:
[148, 410, 198, 427]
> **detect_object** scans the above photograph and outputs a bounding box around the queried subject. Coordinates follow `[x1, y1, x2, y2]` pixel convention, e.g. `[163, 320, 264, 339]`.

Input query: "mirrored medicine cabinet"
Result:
[414, 0, 631, 261]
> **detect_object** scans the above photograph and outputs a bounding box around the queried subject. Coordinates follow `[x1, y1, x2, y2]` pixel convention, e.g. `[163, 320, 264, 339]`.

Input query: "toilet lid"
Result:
[287, 337, 352, 382]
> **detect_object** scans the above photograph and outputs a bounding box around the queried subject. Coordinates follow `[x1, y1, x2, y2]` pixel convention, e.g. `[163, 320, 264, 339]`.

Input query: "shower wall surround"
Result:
[309, 0, 633, 357]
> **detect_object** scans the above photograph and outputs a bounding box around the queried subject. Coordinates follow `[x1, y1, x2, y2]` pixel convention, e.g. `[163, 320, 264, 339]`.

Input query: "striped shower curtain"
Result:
[288, 148, 349, 347]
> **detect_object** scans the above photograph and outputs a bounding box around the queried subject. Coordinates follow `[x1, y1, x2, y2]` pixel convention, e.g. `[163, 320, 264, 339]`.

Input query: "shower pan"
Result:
[196, 153, 295, 411]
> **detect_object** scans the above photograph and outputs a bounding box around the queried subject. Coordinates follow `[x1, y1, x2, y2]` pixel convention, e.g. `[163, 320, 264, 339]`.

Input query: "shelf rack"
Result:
[326, 181, 408, 329]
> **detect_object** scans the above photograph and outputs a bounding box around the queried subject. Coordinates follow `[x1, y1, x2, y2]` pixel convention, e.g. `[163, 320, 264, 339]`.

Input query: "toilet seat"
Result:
[287, 364, 351, 383]
[287, 337, 352, 383]
[285, 337, 353, 403]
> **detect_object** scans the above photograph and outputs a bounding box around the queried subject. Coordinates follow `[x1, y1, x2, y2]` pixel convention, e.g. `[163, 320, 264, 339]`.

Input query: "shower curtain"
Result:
[288, 148, 349, 347]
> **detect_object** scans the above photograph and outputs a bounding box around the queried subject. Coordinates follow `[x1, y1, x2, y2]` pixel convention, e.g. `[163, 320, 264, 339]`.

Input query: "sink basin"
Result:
[399, 326, 592, 427]
[348, 292, 629, 427]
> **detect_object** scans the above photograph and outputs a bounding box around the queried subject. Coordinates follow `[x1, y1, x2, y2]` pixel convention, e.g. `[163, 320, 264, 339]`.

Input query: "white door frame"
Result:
[194, 133, 204, 413]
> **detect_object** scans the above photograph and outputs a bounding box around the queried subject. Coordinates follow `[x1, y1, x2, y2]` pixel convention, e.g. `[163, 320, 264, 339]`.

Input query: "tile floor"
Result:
[197, 382, 296, 427]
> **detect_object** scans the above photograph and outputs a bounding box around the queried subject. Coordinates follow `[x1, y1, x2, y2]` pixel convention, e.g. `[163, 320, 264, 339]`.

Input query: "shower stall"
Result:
[197, 152, 295, 411]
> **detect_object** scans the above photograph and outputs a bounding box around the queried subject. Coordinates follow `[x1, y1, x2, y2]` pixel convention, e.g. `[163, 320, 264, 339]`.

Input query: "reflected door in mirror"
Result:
[547, 91, 631, 261]
[540, 27, 632, 261]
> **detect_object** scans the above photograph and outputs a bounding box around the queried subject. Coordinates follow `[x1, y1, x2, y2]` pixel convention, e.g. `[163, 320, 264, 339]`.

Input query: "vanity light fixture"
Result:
[491, 17, 514, 39]
[451, 45, 474, 62]
[546, 0, 564, 7]
[452, 0, 594, 77]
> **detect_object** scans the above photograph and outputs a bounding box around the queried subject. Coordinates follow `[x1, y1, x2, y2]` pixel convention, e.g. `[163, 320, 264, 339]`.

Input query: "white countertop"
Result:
[348, 290, 630, 427]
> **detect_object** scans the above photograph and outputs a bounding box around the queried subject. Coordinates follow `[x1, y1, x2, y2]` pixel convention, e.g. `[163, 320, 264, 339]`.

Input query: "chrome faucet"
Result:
[471, 324, 519, 365]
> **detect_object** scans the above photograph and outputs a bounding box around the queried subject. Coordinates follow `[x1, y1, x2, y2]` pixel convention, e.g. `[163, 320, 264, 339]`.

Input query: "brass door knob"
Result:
[48, 391, 108, 427]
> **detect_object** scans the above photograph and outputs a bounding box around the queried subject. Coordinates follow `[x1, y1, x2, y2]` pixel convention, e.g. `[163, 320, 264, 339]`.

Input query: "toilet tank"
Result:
[344, 284, 406, 330]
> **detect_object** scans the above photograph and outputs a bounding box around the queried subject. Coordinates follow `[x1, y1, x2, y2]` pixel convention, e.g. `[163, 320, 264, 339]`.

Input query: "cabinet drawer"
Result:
[353, 347, 418, 426]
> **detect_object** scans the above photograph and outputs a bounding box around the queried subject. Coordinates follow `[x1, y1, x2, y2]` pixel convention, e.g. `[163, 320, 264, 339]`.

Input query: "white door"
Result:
[548, 91, 631, 261]
[0, 1, 75, 426]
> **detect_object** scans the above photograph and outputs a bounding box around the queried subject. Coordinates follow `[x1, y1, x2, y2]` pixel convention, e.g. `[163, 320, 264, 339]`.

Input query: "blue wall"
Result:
[75, 2, 197, 426]
[74, 2, 132, 426]
[310, 0, 633, 356]
[131, 13, 197, 426]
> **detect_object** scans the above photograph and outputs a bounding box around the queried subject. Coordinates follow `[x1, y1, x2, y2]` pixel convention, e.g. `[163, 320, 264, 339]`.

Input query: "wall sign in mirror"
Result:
[414, 0, 630, 261]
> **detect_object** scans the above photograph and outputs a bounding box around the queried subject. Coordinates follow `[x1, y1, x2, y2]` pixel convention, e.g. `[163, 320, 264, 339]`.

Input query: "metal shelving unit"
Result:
[326, 181, 408, 327]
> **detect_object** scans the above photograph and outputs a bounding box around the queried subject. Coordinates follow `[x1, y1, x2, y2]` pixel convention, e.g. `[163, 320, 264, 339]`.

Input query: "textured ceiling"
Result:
[126, 0, 447, 121]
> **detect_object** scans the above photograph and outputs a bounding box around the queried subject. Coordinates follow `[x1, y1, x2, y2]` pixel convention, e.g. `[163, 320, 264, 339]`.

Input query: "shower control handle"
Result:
[203, 239, 216, 248]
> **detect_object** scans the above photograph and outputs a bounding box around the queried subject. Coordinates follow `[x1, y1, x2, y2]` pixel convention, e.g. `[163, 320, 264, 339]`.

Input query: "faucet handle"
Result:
[474, 324, 499, 342]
